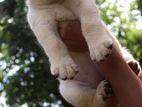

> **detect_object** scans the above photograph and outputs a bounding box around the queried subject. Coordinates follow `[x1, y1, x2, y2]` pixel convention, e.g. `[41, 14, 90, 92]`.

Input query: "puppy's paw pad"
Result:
[96, 80, 113, 103]
[128, 60, 141, 75]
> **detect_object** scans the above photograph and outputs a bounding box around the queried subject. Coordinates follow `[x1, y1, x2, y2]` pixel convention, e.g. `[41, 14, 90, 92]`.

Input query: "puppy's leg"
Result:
[28, 13, 78, 80]
[96, 80, 113, 103]
[65, 0, 112, 61]
[81, 19, 112, 61]
[59, 80, 115, 107]
[79, 1, 112, 61]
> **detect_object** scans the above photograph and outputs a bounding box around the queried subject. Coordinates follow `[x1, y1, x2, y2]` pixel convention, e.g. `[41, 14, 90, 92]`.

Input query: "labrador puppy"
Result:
[26, 0, 141, 107]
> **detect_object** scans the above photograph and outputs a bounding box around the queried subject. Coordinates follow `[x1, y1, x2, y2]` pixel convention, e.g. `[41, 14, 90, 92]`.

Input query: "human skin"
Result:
[58, 21, 142, 107]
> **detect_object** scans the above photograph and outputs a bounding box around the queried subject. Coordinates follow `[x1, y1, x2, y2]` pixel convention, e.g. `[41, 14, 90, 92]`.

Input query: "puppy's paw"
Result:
[127, 59, 141, 75]
[89, 38, 112, 61]
[51, 57, 78, 80]
[96, 80, 113, 103]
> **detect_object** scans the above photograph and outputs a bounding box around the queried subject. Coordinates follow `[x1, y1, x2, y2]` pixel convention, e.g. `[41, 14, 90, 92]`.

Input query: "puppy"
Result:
[26, 0, 141, 107]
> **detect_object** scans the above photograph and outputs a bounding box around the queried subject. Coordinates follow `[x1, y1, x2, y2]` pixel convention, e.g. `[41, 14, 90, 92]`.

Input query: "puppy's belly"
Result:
[50, 5, 77, 21]
[64, 52, 104, 88]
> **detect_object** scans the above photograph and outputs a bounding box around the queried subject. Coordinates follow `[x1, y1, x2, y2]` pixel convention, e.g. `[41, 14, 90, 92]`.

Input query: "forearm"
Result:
[58, 21, 142, 107]
[97, 46, 142, 107]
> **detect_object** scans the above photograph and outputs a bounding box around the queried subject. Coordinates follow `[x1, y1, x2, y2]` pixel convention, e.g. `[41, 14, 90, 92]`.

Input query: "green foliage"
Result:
[0, 0, 142, 107]
[137, 0, 142, 15]
[98, 0, 142, 63]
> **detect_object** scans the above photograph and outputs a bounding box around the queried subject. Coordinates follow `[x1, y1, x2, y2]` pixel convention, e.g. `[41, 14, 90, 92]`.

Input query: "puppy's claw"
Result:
[108, 44, 113, 49]
[54, 73, 59, 78]
[105, 53, 110, 58]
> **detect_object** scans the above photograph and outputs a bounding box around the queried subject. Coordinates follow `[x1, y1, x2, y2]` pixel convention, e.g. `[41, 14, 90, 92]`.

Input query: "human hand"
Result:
[58, 21, 88, 52]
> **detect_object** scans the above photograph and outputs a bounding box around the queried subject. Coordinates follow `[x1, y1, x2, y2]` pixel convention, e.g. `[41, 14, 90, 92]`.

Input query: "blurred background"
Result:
[0, 0, 142, 107]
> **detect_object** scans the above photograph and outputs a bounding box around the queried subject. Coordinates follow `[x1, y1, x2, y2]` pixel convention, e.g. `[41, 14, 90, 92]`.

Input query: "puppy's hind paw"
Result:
[127, 59, 141, 75]
[96, 80, 113, 103]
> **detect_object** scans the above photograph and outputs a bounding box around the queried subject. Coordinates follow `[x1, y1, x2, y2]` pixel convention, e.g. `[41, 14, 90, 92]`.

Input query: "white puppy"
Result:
[26, 0, 141, 107]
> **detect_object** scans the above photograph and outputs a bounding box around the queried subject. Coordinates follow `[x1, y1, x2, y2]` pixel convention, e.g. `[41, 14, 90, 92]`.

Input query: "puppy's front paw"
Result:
[96, 80, 113, 103]
[89, 38, 112, 61]
[51, 57, 78, 80]
[127, 60, 141, 75]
